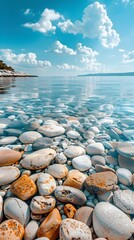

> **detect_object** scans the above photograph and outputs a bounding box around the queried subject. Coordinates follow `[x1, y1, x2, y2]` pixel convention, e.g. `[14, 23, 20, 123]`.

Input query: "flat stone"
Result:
[91, 155, 105, 166]
[93, 202, 134, 240]
[86, 143, 105, 156]
[21, 148, 56, 170]
[0, 149, 21, 166]
[105, 156, 118, 165]
[38, 124, 65, 137]
[116, 168, 132, 186]
[63, 169, 86, 189]
[24, 122, 40, 131]
[37, 208, 62, 240]
[123, 130, 134, 140]
[113, 189, 134, 214]
[4, 197, 30, 227]
[60, 218, 92, 240]
[35, 238, 49, 240]
[47, 164, 68, 179]
[74, 206, 93, 227]
[64, 204, 76, 218]
[10, 175, 37, 200]
[37, 173, 56, 196]
[0, 136, 17, 145]
[0, 219, 24, 240]
[54, 186, 86, 205]
[19, 131, 42, 144]
[66, 130, 80, 139]
[84, 171, 117, 194]
[30, 196, 56, 214]
[24, 220, 39, 240]
[4, 129, 22, 137]
[95, 164, 115, 173]
[116, 142, 134, 158]
[32, 137, 53, 150]
[64, 146, 86, 158]
[118, 154, 134, 173]
[83, 131, 95, 140]
[72, 155, 92, 171]
[0, 166, 20, 186]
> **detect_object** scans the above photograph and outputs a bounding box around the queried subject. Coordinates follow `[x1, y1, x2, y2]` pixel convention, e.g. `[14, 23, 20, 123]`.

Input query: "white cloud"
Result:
[24, 8, 63, 34]
[54, 41, 77, 55]
[57, 63, 81, 70]
[0, 49, 51, 67]
[119, 48, 125, 52]
[122, 50, 134, 63]
[58, 2, 120, 48]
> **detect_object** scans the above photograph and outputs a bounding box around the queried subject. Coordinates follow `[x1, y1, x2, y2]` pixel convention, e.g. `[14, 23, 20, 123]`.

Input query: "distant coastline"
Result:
[0, 70, 37, 77]
[78, 72, 134, 77]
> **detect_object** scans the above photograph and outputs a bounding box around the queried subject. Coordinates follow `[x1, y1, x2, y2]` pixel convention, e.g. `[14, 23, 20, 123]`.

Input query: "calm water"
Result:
[0, 76, 134, 131]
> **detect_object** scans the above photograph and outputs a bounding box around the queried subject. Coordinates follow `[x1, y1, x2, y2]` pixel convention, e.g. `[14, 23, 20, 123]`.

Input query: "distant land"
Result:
[78, 72, 134, 77]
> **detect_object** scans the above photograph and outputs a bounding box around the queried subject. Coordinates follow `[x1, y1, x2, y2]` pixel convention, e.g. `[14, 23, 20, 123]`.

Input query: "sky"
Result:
[0, 0, 134, 76]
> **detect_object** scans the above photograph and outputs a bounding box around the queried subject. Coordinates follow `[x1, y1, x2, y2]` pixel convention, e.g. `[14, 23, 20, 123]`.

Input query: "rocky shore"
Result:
[0, 69, 37, 77]
[0, 110, 134, 239]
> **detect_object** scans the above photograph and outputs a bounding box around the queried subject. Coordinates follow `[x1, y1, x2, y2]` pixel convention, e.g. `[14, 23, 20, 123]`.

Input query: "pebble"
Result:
[97, 191, 113, 203]
[93, 202, 134, 240]
[24, 220, 39, 240]
[0, 149, 21, 166]
[74, 206, 93, 226]
[0, 136, 17, 145]
[4, 197, 30, 226]
[84, 171, 117, 194]
[63, 169, 86, 189]
[64, 146, 86, 158]
[105, 155, 118, 165]
[32, 137, 53, 151]
[95, 164, 115, 173]
[38, 124, 65, 137]
[86, 143, 105, 156]
[54, 186, 86, 205]
[113, 189, 134, 214]
[91, 155, 105, 166]
[0, 219, 24, 240]
[66, 130, 80, 139]
[55, 152, 67, 164]
[0, 196, 3, 223]
[118, 154, 134, 173]
[19, 131, 42, 144]
[116, 168, 132, 186]
[83, 131, 95, 140]
[60, 218, 92, 240]
[35, 238, 49, 240]
[37, 173, 56, 195]
[64, 204, 76, 218]
[47, 164, 68, 178]
[116, 142, 134, 158]
[72, 155, 92, 171]
[30, 196, 56, 214]
[10, 174, 37, 200]
[0, 166, 20, 186]
[21, 148, 56, 170]
[37, 208, 62, 240]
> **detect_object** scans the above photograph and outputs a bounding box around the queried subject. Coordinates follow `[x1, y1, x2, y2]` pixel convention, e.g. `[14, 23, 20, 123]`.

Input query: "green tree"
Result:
[0, 60, 14, 71]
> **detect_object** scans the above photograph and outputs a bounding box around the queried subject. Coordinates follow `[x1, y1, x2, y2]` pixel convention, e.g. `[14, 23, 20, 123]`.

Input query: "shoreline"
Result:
[0, 70, 38, 77]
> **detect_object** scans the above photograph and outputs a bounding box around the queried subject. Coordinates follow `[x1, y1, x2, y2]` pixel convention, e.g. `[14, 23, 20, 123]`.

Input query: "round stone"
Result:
[74, 206, 93, 227]
[4, 197, 30, 227]
[116, 142, 134, 158]
[0, 149, 21, 166]
[60, 218, 92, 240]
[0, 136, 17, 145]
[64, 204, 76, 218]
[32, 137, 53, 150]
[83, 131, 95, 140]
[19, 131, 42, 144]
[24, 220, 39, 240]
[116, 168, 132, 186]
[93, 202, 134, 240]
[113, 189, 134, 214]
[38, 124, 65, 137]
[0, 219, 24, 240]
[30, 196, 56, 214]
[54, 186, 86, 205]
[118, 154, 134, 173]
[21, 148, 56, 170]
[55, 152, 67, 164]
[91, 155, 106, 166]
[64, 146, 86, 158]
[0, 166, 20, 186]
[47, 164, 68, 179]
[84, 171, 117, 194]
[72, 155, 92, 171]
[66, 130, 80, 139]
[37, 173, 56, 196]
[63, 169, 87, 189]
[86, 143, 105, 156]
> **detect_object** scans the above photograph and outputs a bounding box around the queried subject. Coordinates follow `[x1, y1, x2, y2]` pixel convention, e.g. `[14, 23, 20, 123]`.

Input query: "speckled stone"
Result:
[4, 197, 30, 227]
[37, 173, 56, 196]
[0, 166, 20, 186]
[0, 219, 24, 240]
[0, 136, 17, 145]
[93, 202, 134, 240]
[0, 149, 21, 166]
[64, 204, 76, 218]
[74, 206, 93, 227]
[86, 143, 105, 156]
[116, 168, 132, 186]
[113, 189, 134, 214]
[55, 152, 67, 164]
[72, 155, 92, 171]
[84, 171, 117, 194]
[54, 186, 86, 205]
[24, 220, 39, 240]
[30, 196, 56, 214]
[47, 164, 68, 179]
[21, 148, 56, 170]
[19, 131, 42, 144]
[63, 169, 86, 189]
[64, 146, 86, 158]
[38, 124, 65, 137]
[10, 175, 37, 200]
[37, 208, 62, 240]
[60, 218, 92, 240]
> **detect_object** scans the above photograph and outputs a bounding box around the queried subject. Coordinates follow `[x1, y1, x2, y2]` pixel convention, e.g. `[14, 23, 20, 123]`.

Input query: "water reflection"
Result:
[0, 77, 16, 94]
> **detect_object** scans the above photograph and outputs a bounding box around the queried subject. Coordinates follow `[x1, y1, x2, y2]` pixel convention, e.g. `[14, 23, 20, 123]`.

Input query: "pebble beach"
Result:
[0, 76, 134, 240]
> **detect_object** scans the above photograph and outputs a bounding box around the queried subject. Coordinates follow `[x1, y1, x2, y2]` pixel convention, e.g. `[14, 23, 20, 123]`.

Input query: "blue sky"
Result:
[0, 0, 134, 76]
